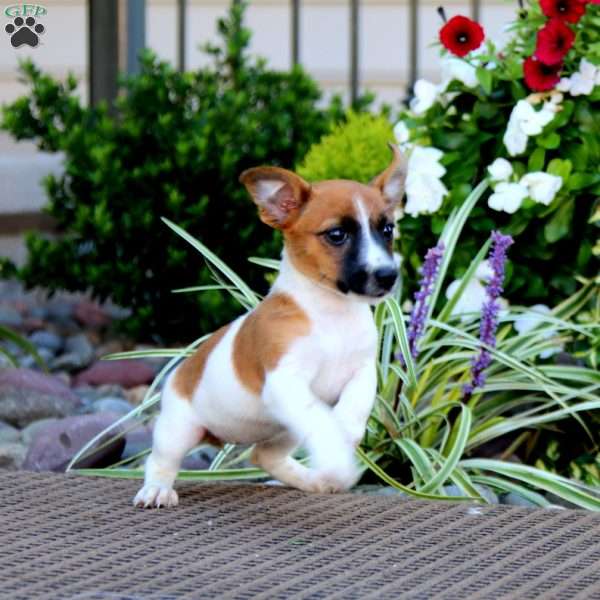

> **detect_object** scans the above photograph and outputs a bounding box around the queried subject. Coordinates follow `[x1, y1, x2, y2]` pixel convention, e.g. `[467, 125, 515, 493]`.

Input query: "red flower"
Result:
[439, 16, 485, 57]
[535, 18, 575, 64]
[540, 0, 586, 22]
[523, 56, 563, 91]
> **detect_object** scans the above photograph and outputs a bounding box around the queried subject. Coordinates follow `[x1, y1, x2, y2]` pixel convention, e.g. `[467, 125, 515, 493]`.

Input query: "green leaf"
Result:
[528, 147, 546, 171]
[476, 67, 493, 95]
[544, 198, 575, 243]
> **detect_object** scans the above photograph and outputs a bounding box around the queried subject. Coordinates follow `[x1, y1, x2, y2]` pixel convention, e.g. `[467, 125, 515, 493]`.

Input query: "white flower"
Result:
[405, 173, 448, 217]
[514, 304, 563, 358]
[503, 99, 558, 156]
[440, 56, 478, 89]
[487, 158, 513, 182]
[446, 278, 488, 321]
[520, 172, 563, 206]
[557, 77, 572, 92]
[408, 146, 445, 178]
[410, 79, 439, 115]
[488, 182, 528, 214]
[445, 260, 508, 322]
[556, 59, 599, 96]
[503, 119, 529, 156]
[393, 121, 412, 152]
[403, 145, 449, 217]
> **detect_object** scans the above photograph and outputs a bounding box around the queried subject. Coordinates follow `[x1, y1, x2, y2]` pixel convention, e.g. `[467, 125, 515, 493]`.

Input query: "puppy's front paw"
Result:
[133, 484, 179, 508]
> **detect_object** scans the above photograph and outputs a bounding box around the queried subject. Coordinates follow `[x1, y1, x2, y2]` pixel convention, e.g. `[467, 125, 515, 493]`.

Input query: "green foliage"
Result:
[72, 194, 600, 509]
[395, 0, 599, 311]
[0, 1, 349, 342]
[297, 112, 394, 183]
[0, 324, 46, 370]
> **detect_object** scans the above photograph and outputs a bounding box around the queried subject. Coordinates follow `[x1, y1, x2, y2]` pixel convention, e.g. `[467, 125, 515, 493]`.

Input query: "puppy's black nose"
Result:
[374, 267, 398, 291]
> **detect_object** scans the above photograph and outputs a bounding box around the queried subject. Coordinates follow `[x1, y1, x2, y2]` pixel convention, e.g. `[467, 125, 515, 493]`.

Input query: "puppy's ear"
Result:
[371, 143, 408, 209]
[240, 167, 311, 229]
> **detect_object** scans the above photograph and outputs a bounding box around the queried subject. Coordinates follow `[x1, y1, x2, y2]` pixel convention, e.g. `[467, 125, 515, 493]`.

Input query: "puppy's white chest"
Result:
[306, 310, 376, 403]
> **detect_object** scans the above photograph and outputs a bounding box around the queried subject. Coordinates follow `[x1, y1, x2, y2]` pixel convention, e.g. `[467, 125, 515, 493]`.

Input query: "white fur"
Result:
[353, 195, 396, 271]
[134, 252, 379, 506]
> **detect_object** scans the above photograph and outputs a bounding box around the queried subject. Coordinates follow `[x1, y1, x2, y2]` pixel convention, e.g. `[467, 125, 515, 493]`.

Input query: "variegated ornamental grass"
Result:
[72, 182, 600, 509]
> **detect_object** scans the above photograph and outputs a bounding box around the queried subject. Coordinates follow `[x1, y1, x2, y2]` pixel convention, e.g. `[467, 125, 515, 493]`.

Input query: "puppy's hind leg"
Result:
[134, 382, 204, 508]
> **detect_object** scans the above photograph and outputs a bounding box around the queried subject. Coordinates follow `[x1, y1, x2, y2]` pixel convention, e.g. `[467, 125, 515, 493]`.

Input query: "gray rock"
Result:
[181, 447, 214, 471]
[0, 368, 80, 427]
[0, 420, 20, 443]
[51, 333, 94, 371]
[21, 418, 60, 446]
[122, 424, 153, 462]
[442, 484, 499, 504]
[90, 397, 134, 417]
[28, 306, 48, 320]
[500, 492, 539, 508]
[22, 413, 125, 472]
[353, 485, 407, 497]
[46, 299, 74, 323]
[73, 359, 155, 389]
[20, 347, 54, 370]
[29, 330, 63, 353]
[0, 306, 23, 328]
[0, 442, 27, 470]
[96, 384, 126, 399]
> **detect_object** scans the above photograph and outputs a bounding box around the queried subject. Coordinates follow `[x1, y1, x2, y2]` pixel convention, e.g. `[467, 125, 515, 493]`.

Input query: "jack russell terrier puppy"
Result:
[134, 144, 407, 508]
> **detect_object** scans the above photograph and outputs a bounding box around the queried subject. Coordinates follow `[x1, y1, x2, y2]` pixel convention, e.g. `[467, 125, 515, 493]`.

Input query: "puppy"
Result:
[134, 144, 407, 507]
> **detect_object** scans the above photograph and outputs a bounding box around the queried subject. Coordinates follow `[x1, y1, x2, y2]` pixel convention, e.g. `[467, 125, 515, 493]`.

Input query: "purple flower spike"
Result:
[463, 231, 514, 400]
[404, 241, 445, 362]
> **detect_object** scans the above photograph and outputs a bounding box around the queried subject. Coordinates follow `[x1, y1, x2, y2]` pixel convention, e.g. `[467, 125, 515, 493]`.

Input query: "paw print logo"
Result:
[5, 16, 45, 48]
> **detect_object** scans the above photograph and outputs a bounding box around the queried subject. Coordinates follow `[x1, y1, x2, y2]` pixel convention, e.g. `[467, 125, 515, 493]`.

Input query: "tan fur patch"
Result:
[285, 180, 393, 288]
[173, 324, 230, 400]
[233, 293, 310, 394]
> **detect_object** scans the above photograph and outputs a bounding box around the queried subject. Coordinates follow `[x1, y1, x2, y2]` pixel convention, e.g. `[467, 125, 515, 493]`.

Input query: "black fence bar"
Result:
[177, 0, 186, 71]
[127, 0, 146, 75]
[471, 0, 481, 22]
[88, 0, 119, 106]
[291, 0, 300, 66]
[408, 0, 418, 93]
[350, 0, 359, 104]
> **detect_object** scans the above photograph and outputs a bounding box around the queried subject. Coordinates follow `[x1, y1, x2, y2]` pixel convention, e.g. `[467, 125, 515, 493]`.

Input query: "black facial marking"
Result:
[337, 217, 367, 295]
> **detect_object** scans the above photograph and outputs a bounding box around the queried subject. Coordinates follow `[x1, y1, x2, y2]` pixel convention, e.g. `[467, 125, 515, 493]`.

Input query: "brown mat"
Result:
[2, 470, 600, 599]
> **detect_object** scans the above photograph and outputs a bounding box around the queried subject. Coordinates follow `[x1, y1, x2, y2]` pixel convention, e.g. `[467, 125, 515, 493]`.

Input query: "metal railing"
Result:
[89, 0, 483, 106]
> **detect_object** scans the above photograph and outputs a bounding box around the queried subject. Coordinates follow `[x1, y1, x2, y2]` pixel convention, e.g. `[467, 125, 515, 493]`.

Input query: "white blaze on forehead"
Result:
[353, 195, 395, 271]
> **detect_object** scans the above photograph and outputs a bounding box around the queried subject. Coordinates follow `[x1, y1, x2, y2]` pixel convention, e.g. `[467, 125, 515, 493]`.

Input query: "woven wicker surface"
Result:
[2, 470, 600, 600]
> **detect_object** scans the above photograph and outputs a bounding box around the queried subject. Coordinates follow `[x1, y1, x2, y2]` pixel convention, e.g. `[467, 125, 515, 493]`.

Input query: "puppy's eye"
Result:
[381, 223, 394, 241]
[324, 228, 349, 246]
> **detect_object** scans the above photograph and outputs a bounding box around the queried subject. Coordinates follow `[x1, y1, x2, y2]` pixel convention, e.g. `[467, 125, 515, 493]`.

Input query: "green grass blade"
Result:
[385, 297, 417, 387]
[461, 458, 600, 510]
[162, 217, 260, 308]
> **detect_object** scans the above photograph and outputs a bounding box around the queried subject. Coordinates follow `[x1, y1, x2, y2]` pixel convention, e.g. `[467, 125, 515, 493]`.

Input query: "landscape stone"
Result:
[22, 413, 125, 472]
[0, 442, 27, 470]
[29, 330, 63, 353]
[73, 359, 155, 389]
[122, 423, 153, 462]
[0, 420, 20, 444]
[73, 300, 110, 328]
[45, 299, 74, 323]
[124, 385, 150, 405]
[20, 347, 54, 370]
[21, 418, 60, 446]
[51, 333, 94, 371]
[90, 397, 134, 417]
[0, 368, 80, 427]
[500, 491, 539, 508]
[0, 305, 23, 328]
